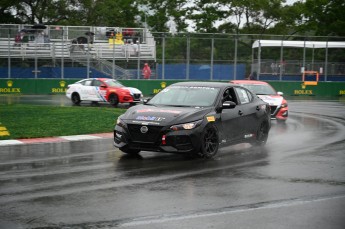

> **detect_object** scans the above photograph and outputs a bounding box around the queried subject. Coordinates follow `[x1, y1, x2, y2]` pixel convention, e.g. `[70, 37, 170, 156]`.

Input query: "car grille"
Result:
[167, 135, 193, 151]
[270, 105, 277, 115]
[132, 93, 141, 100]
[127, 124, 163, 143]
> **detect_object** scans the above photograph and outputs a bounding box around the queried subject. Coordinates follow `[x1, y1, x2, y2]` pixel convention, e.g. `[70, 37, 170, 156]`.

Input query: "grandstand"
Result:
[0, 24, 156, 79]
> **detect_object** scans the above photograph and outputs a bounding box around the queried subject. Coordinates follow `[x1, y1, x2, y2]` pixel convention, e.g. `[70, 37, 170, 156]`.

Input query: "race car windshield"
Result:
[240, 84, 276, 95]
[104, 79, 124, 87]
[147, 86, 220, 107]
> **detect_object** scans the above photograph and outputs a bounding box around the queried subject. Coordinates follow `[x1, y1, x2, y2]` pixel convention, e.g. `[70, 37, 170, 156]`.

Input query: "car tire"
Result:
[253, 121, 269, 146]
[198, 124, 219, 158]
[119, 147, 140, 155]
[71, 93, 81, 105]
[109, 94, 119, 107]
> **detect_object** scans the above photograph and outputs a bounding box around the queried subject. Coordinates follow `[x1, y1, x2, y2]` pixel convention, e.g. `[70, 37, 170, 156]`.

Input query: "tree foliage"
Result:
[303, 0, 345, 36]
[0, 0, 344, 37]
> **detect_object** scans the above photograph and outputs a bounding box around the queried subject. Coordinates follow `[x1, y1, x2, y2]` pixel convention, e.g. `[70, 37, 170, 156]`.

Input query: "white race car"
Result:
[66, 78, 143, 106]
[231, 80, 288, 122]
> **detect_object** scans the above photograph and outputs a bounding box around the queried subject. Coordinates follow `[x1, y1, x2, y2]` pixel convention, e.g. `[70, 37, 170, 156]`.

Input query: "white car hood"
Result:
[258, 95, 283, 106]
[124, 87, 142, 95]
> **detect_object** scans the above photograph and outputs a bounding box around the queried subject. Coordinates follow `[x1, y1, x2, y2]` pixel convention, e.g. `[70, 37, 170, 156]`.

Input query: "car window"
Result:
[92, 80, 103, 87]
[77, 80, 87, 85]
[222, 88, 238, 104]
[82, 80, 92, 86]
[104, 79, 124, 87]
[235, 87, 250, 104]
[148, 86, 220, 107]
[246, 89, 253, 102]
[239, 84, 276, 95]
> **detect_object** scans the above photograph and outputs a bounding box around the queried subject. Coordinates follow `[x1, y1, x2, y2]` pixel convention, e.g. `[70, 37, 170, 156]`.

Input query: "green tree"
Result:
[67, 0, 140, 27]
[185, 0, 286, 35]
[137, 0, 189, 33]
[303, 0, 345, 36]
[0, 0, 22, 23]
[268, 2, 306, 36]
[5, 0, 76, 24]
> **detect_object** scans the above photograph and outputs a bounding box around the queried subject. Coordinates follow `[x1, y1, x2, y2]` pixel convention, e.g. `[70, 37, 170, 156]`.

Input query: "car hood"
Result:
[257, 95, 283, 106]
[124, 87, 142, 94]
[108, 86, 142, 94]
[121, 104, 213, 126]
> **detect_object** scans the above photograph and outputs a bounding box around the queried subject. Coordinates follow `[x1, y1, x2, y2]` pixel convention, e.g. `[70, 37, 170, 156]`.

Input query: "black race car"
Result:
[114, 81, 271, 158]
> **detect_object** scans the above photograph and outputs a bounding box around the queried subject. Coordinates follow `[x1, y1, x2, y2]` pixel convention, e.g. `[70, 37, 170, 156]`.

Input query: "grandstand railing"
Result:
[0, 39, 155, 60]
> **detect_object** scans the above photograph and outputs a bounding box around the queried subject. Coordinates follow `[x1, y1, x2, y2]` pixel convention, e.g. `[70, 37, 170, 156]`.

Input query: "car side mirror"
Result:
[100, 84, 107, 88]
[216, 101, 236, 113]
[143, 97, 151, 104]
[277, 91, 284, 96]
[222, 101, 236, 109]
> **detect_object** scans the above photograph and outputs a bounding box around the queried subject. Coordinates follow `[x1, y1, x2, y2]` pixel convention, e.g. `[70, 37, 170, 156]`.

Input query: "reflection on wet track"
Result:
[0, 98, 345, 228]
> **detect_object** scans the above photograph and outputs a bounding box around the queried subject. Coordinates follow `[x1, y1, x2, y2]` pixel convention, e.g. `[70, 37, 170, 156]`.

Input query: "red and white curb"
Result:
[0, 133, 113, 146]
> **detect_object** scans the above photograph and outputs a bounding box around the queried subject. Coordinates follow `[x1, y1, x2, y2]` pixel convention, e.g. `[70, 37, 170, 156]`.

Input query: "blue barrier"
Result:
[1, 65, 344, 81]
[156, 64, 246, 80]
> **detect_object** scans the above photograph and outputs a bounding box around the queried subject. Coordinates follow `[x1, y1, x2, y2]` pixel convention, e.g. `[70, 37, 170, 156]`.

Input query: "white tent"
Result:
[251, 40, 345, 80]
[252, 40, 345, 49]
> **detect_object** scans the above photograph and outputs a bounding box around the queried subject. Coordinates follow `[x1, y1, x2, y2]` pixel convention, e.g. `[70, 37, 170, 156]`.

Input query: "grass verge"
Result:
[0, 104, 126, 140]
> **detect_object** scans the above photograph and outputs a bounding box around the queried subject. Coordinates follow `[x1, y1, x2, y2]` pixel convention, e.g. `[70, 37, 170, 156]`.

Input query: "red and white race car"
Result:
[66, 78, 143, 106]
[231, 80, 288, 122]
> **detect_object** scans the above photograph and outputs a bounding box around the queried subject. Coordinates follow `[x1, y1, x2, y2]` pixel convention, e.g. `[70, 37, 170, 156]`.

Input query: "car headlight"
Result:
[281, 99, 287, 108]
[116, 117, 126, 127]
[170, 120, 202, 131]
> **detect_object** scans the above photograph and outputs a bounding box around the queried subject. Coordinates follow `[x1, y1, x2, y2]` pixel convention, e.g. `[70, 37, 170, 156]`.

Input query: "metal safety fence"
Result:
[0, 24, 344, 81]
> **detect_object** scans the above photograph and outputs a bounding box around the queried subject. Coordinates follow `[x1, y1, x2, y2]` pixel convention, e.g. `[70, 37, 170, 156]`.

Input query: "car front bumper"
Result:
[270, 105, 288, 121]
[114, 124, 203, 153]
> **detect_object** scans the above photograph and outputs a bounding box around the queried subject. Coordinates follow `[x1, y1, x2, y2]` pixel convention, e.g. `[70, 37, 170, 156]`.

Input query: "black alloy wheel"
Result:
[71, 93, 81, 105]
[109, 94, 119, 106]
[199, 124, 219, 158]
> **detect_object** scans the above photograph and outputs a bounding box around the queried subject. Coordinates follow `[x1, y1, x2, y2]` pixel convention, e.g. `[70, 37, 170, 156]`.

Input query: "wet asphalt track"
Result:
[0, 95, 345, 229]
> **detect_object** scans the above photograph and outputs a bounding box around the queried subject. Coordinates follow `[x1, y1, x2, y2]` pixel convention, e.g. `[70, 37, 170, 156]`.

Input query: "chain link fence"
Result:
[0, 24, 344, 81]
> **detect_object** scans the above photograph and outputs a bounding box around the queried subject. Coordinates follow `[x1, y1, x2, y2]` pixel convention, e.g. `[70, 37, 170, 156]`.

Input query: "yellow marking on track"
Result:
[0, 131, 10, 136]
[0, 125, 10, 136]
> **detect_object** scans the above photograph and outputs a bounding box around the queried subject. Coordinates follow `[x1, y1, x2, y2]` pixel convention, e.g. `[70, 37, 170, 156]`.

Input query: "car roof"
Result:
[79, 78, 112, 81]
[172, 81, 235, 88]
[94, 78, 112, 81]
[230, 80, 269, 85]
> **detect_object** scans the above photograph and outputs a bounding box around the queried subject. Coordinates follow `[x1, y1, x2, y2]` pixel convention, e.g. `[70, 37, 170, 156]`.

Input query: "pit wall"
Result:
[0, 79, 344, 97]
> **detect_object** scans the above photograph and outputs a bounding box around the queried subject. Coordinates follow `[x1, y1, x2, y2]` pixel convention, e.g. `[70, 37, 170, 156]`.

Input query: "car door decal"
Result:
[95, 87, 107, 102]
[207, 116, 215, 122]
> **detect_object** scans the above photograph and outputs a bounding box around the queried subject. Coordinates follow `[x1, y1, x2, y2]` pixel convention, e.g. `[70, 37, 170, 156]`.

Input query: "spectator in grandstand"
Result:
[35, 31, 45, 44]
[14, 32, 23, 46]
[123, 28, 134, 44]
[129, 41, 138, 56]
[85, 31, 95, 44]
[114, 32, 124, 45]
[271, 62, 278, 75]
[279, 59, 286, 74]
[142, 63, 151, 79]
